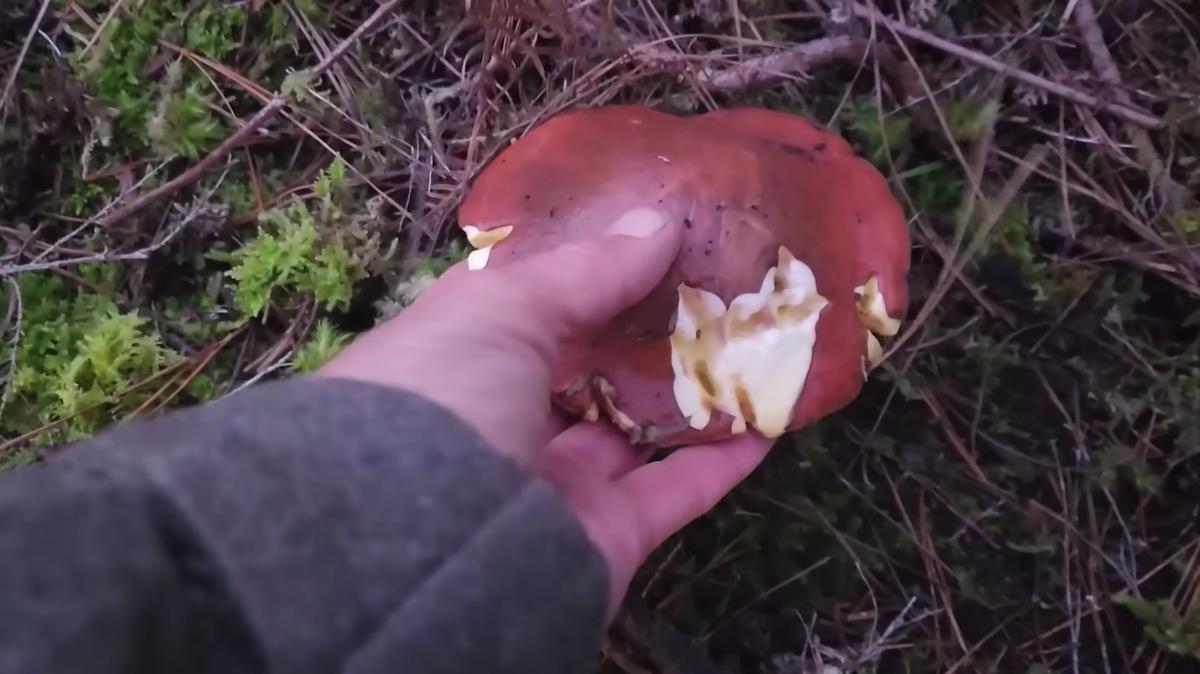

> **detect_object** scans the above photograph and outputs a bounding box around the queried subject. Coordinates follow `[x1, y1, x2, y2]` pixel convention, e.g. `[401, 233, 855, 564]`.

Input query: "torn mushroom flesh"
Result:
[854, 275, 903, 370]
[669, 246, 829, 438]
[463, 224, 514, 271]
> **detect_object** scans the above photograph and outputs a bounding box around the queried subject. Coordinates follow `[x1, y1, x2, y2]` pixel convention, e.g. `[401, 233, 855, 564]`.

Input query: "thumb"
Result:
[493, 208, 683, 341]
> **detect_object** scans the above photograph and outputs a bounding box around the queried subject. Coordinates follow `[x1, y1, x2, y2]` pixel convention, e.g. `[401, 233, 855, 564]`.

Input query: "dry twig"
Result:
[696, 35, 868, 91]
[851, 2, 1165, 129]
[1, 186, 228, 277]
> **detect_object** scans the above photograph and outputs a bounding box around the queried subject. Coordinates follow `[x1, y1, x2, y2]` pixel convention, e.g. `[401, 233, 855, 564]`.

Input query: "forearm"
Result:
[0, 379, 608, 674]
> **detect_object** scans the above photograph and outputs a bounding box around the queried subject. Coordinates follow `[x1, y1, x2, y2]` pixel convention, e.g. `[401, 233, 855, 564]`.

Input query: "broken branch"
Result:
[696, 35, 868, 91]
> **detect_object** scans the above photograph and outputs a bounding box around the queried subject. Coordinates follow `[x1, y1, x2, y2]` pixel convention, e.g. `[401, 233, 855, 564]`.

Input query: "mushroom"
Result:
[459, 105, 910, 447]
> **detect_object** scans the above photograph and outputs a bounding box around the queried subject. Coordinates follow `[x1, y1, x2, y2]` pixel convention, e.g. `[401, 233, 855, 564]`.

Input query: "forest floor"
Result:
[3, 1, 1200, 672]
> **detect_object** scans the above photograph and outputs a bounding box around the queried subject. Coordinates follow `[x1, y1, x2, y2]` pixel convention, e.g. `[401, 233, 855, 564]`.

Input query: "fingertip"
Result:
[542, 421, 648, 481]
[616, 433, 773, 556]
[662, 434, 772, 491]
[707, 433, 774, 474]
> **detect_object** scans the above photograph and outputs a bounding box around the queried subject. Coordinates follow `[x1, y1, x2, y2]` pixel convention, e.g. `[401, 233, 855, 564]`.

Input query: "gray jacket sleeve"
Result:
[0, 378, 609, 674]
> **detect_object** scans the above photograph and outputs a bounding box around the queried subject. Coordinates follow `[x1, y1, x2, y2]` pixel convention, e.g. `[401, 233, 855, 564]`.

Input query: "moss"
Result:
[222, 160, 382, 317]
[69, 0, 295, 162]
[942, 96, 1000, 143]
[291, 319, 352, 373]
[2, 269, 183, 445]
[845, 97, 913, 168]
[1171, 209, 1200, 242]
[902, 161, 964, 215]
[1116, 594, 1200, 658]
[76, 1, 239, 158]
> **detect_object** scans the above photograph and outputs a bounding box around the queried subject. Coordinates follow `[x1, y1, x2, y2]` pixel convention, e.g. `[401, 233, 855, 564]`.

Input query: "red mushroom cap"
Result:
[459, 105, 910, 447]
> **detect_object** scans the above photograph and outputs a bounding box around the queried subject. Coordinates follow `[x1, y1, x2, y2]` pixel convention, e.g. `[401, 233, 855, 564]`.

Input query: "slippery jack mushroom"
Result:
[459, 106, 910, 447]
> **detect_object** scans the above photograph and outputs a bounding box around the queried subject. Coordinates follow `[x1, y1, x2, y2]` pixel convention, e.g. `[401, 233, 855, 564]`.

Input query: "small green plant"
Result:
[213, 174, 256, 217]
[846, 97, 913, 167]
[77, 0, 242, 159]
[2, 270, 183, 445]
[62, 180, 111, 217]
[224, 160, 379, 317]
[977, 197, 1048, 293]
[281, 70, 316, 104]
[942, 97, 1000, 143]
[70, 0, 298, 165]
[183, 5, 244, 60]
[902, 161, 963, 215]
[148, 77, 223, 160]
[291, 320, 352, 373]
[1115, 593, 1200, 658]
[226, 203, 356, 316]
[1171, 209, 1200, 243]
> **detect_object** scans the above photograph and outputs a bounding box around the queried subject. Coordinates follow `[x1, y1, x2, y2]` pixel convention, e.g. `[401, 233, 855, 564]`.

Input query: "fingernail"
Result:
[606, 208, 667, 238]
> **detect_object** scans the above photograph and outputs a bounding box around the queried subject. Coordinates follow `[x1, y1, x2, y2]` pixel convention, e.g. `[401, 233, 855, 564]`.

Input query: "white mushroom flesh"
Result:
[596, 377, 639, 435]
[583, 403, 601, 423]
[854, 276, 901, 336]
[463, 224, 514, 249]
[462, 224, 515, 271]
[854, 275, 902, 371]
[669, 246, 829, 438]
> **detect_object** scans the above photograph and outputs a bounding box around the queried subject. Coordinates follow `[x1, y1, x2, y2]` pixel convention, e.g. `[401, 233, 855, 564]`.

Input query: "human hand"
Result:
[319, 208, 771, 616]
